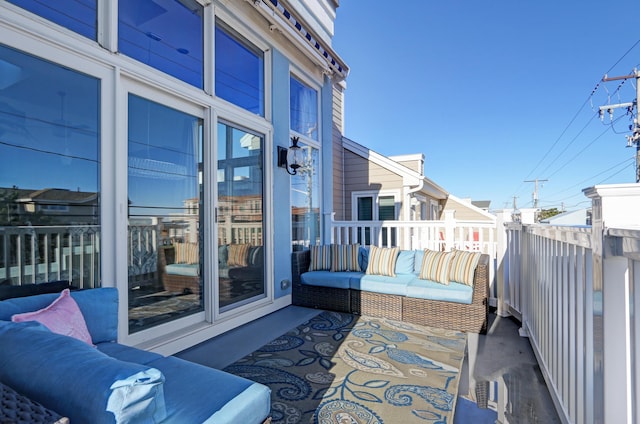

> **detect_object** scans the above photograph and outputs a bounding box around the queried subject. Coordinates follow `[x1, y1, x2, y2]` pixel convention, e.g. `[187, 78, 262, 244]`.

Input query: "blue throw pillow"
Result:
[0, 321, 166, 424]
[358, 246, 370, 271]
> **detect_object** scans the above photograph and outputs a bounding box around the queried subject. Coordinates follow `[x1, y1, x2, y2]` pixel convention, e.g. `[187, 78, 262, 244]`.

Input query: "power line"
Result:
[511, 38, 640, 200]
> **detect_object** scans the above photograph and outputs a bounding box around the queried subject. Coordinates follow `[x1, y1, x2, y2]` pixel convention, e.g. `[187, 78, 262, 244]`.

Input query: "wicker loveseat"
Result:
[292, 246, 489, 333]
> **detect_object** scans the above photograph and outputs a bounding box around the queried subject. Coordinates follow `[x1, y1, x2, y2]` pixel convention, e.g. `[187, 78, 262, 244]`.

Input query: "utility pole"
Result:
[524, 178, 548, 208]
[600, 69, 640, 183]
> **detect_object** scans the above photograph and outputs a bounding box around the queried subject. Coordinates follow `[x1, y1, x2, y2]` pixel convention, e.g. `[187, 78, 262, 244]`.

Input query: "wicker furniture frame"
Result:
[158, 246, 201, 295]
[292, 250, 489, 333]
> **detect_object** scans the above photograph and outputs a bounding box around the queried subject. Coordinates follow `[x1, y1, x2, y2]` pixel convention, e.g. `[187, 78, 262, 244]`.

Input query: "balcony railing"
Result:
[328, 184, 640, 424]
[0, 225, 100, 288]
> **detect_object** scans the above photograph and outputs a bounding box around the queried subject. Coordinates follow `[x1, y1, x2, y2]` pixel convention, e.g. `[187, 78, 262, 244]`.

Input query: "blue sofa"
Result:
[0, 288, 271, 424]
[292, 247, 489, 333]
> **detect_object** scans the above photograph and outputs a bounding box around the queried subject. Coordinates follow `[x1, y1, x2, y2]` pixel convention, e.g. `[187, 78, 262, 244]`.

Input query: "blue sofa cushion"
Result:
[98, 341, 165, 366]
[0, 287, 118, 344]
[0, 321, 166, 424]
[351, 274, 414, 296]
[147, 356, 270, 424]
[394, 250, 415, 274]
[406, 278, 474, 304]
[301, 270, 362, 289]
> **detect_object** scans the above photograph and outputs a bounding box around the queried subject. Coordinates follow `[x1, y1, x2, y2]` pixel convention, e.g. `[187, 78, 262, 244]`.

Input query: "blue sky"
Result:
[332, 1, 640, 211]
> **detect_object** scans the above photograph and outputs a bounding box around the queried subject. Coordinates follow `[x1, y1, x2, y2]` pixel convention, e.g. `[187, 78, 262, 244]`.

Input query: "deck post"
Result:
[584, 183, 640, 424]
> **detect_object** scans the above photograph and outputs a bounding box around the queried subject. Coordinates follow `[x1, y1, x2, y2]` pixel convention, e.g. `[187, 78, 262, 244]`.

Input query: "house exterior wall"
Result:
[443, 197, 494, 221]
[343, 150, 406, 220]
[0, 0, 347, 354]
[332, 83, 347, 220]
[388, 154, 424, 175]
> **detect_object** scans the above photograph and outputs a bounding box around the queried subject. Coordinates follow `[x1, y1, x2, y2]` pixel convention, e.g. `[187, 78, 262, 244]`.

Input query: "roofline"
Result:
[342, 136, 448, 199]
[250, 0, 349, 81]
[447, 193, 497, 221]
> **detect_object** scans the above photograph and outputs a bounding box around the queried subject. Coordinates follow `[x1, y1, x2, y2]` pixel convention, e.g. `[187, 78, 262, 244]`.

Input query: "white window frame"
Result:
[351, 190, 401, 221]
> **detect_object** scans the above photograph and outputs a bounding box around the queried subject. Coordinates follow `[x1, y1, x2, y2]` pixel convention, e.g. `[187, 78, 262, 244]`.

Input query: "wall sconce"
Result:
[277, 136, 302, 175]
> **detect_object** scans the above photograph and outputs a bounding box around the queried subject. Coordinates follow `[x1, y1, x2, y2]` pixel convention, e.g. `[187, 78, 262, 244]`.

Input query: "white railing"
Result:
[0, 225, 100, 288]
[503, 184, 640, 424]
[329, 213, 497, 255]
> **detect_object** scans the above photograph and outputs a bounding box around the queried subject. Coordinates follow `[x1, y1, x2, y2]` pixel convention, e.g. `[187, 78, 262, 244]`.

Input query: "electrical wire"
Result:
[509, 38, 640, 206]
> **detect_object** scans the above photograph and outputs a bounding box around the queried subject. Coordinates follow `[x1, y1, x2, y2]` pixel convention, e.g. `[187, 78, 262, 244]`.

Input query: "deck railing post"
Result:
[494, 209, 513, 316]
[443, 210, 455, 251]
[584, 183, 640, 424]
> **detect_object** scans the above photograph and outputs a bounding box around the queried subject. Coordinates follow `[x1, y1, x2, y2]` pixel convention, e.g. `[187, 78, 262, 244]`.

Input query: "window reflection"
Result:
[119, 0, 204, 88]
[0, 44, 100, 287]
[217, 123, 265, 311]
[7, 0, 97, 40]
[127, 94, 204, 332]
[290, 76, 318, 140]
[291, 143, 319, 249]
[215, 20, 264, 116]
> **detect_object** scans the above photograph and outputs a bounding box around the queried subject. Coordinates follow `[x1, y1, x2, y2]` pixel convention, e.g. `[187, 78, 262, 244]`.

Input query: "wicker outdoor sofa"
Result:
[291, 247, 490, 333]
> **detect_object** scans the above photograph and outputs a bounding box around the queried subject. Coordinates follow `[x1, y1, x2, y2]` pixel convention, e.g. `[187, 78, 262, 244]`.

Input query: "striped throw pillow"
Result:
[330, 244, 361, 272]
[228, 244, 250, 267]
[309, 245, 331, 271]
[419, 249, 453, 285]
[175, 242, 199, 264]
[365, 246, 400, 277]
[449, 249, 482, 286]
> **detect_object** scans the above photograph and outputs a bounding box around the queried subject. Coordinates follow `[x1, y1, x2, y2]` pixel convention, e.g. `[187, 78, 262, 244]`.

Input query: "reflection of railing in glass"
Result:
[0, 225, 100, 287]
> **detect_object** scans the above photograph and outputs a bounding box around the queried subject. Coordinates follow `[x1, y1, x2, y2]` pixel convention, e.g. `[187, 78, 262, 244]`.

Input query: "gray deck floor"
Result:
[175, 306, 561, 423]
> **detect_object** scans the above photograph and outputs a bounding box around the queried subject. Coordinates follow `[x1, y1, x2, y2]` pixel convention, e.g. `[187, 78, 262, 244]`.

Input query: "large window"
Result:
[119, 0, 204, 88]
[215, 20, 264, 116]
[7, 0, 97, 40]
[0, 44, 100, 286]
[127, 94, 203, 332]
[290, 75, 318, 140]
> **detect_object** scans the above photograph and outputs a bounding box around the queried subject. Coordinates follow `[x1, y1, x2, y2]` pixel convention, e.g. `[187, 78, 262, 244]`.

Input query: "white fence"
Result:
[504, 185, 640, 424]
[0, 225, 100, 288]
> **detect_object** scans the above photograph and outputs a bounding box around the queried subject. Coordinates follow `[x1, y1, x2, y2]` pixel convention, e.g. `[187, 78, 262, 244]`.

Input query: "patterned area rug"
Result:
[224, 311, 466, 423]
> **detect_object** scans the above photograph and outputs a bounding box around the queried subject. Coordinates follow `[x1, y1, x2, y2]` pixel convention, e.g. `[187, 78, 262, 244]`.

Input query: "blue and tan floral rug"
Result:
[224, 311, 467, 423]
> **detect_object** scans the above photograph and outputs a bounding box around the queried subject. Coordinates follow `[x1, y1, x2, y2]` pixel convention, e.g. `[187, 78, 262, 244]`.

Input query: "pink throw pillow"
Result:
[12, 288, 94, 346]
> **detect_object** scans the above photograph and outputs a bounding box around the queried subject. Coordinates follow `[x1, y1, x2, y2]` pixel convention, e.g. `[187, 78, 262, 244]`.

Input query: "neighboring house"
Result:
[1, 187, 98, 226]
[333, 136, 448, 222]
[442, 195, 496, 223]
[540, 208, 592, 225]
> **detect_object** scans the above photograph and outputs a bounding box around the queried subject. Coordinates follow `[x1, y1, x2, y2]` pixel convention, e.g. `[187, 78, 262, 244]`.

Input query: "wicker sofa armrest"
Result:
[291, 250, 310, 285]
[472, 254, 490, 306]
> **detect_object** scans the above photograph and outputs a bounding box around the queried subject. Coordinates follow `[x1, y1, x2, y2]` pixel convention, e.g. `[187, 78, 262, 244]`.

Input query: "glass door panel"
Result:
[127, 94, 203, 333]
[217, 123, 265, 311]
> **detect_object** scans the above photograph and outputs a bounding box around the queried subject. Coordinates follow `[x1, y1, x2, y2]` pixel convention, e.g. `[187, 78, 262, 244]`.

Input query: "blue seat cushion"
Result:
[301, 271, 363, 289]
[351, 274, 414, 296]
[0, 320, 166, 424]
[406, 278, 474, 304]
[165, 263, 200, 277]
[97, 341, 165, 365]
[148, 356, 270, 423]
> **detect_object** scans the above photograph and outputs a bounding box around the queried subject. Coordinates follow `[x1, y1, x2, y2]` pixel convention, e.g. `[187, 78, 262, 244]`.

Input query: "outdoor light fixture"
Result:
[278, 136, 302, 175]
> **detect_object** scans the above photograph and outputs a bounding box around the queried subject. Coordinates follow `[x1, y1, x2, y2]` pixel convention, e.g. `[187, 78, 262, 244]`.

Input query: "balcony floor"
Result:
[176, 306, 561, 423]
